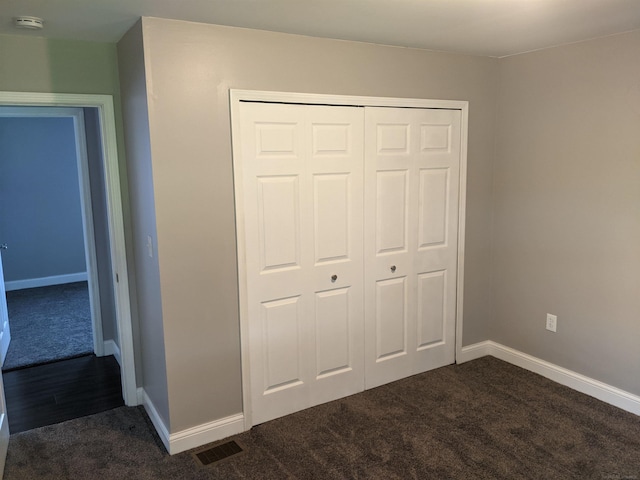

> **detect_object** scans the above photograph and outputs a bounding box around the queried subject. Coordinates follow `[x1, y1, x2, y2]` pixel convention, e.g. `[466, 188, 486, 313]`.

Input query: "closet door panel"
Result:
[418, 168, 449, 249]
[240, 103, 310, 424]
[412, 109, 460, 369]
[315, 287, 351, 377]
[240, 102, 364, 424]
[313, 173, 350, 263]
[375, 277, 408, 361]
[307, 106, 365, 406]
[416, 270, 446, 348]
[375, 170, 409, 254]
[257, 175, 301, 271]
[261, 296, 304, 393]
[365, 107, 461, 389]
[364, 110, 414, 387]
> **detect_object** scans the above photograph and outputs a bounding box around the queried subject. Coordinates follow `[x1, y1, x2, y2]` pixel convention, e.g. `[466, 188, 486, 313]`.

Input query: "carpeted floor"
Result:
[5, 356, 640, 479]
[3, 282, 93, 371]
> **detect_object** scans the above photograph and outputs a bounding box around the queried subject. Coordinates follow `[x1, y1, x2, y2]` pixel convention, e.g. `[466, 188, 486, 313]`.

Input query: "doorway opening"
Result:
[0, 92, 137, 436]
[0, 107, 104, 371]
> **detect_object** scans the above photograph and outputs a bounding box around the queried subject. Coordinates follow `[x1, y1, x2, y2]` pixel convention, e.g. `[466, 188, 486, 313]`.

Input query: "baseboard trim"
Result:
[141, 389, 245, 455]
[456, 340, 492, 363]
[142, 389, 171, 453]
[5, 272, 88, 291]
[169, 413, 245, 455]
[459, 341, 640, 416]
[103, 340, 121, 366]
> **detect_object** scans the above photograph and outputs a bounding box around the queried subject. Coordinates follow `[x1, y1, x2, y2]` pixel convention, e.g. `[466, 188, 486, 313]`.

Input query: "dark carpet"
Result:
[6, 357, 640, 479]
[3, 282, 93, 371]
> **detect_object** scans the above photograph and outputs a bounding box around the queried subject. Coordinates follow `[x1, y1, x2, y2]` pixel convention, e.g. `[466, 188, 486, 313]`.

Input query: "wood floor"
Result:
[3, 354, 124, 434]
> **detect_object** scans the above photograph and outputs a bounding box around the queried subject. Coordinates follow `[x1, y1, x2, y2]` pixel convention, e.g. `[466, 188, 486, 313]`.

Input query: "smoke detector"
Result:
[14, 16, 44, 30]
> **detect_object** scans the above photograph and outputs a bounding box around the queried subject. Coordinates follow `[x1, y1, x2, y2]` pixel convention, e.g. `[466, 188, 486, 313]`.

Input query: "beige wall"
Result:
[0, 34, 136, 352]
[493, 30, 640, 395]
[136, 17, 497, 432]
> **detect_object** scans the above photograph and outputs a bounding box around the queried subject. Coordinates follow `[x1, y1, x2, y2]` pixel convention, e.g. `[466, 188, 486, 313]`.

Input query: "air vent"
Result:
[194, 440, 244, 466]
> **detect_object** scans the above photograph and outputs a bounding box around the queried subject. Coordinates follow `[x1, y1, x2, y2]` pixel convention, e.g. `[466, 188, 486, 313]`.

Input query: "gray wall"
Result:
[0, 116, 86, 282]
[492, 30, 640, 395]
[117, 21, 170, 427]
[119, 17, 498, 432]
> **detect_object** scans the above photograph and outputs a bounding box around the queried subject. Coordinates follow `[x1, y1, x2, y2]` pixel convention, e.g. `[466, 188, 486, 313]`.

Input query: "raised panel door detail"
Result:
[417, 270, 446, 349]
[420, 124, 451, 152]
[312, 124, 350, 156]
[376, 170, 408, 254]
[257, 176, 300, 272]
[377, 124, 410, 154]
[262, 296, 303, 394]
[314, 174, 350, 264]
[315, 288, 351, 378]
[256, 123, 298, 157]
[375, 277, 407, 361]
[418, 168, 449, 249]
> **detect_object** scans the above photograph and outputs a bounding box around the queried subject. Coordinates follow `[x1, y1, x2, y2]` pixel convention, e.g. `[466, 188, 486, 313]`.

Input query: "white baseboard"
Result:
[141, 388, 245, 455]
[459, 341, 640, 416]
[142, 390, 171, 453]
[169, 413, 245, 455]
[456, 340, 492, 363]
[5, 272, 88, 291]
[103, 339, 121, 366]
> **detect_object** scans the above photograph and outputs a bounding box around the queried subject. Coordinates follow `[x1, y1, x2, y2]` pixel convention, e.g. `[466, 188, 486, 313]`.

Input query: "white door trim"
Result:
[230, 89, 469, 429]
[0, 92, 137, 406]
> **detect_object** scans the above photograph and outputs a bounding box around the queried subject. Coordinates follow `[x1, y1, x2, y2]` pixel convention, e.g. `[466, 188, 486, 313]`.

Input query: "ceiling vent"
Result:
[14, 16, 44, 30]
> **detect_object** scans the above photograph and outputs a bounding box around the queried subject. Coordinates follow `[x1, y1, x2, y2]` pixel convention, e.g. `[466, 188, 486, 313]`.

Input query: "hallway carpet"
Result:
[5, 357, 640, 479]
[3, 282, 93, 371]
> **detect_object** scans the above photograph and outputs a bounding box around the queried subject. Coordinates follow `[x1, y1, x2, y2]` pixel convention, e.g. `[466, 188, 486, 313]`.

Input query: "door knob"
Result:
[331, 274, 338, 282]
[0, 244, 7, 250]
[390, 265, 396, 273]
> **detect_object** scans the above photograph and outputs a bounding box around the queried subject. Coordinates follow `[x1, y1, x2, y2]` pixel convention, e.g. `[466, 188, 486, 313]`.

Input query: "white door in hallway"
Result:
[364, 107, 462, 389]
[238, 102, 365, 425]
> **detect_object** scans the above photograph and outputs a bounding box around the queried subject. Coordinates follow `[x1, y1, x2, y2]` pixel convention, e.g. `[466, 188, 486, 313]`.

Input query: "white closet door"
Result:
[239, 102, 365, 425]
[364, 107, 461, 389]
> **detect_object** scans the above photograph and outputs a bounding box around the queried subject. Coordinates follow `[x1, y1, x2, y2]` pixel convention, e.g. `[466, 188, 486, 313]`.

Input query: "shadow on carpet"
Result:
[3, 282, 93, 371]
[5, 357, 640, 479]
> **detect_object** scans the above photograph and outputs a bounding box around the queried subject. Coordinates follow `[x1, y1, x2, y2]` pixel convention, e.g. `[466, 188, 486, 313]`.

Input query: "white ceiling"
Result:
[2, 0, 640, 57]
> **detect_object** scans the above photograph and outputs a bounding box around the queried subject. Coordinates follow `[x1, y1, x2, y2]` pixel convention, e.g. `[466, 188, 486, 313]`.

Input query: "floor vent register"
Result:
[194, 440, 244, 466]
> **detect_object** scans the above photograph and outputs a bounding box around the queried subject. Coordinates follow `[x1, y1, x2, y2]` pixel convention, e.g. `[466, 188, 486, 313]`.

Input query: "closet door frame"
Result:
[230, 89, 469, 430]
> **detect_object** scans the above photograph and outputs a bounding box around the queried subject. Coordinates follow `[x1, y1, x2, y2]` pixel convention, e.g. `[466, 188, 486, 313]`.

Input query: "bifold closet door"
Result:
[238, 102, 365, 425]
[364, 107, 461, 389]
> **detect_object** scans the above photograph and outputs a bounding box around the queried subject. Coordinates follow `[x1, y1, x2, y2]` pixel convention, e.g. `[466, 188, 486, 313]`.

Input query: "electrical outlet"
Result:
[147, 235, 154, 258]
[546, 313, 557, 332]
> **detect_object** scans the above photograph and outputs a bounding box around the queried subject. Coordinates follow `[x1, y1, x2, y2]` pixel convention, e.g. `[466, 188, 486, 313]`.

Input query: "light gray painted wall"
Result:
[117, 21, 170, 427]
[0, 116, 86, 282]
[492, 30, 640, 395]
[131, 17, 497, 432]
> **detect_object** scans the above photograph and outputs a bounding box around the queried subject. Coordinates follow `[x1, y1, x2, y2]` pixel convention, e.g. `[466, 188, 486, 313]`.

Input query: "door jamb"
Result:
[0, 92, 137, 406]
[230, 89, 469, 429]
